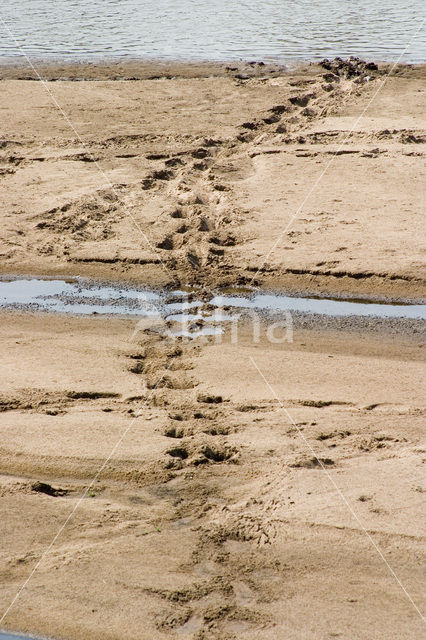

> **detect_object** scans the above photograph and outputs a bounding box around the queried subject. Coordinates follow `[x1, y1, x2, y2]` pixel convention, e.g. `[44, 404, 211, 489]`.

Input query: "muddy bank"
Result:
[1, 59, 425, 81]
[0, 58, 288, 81]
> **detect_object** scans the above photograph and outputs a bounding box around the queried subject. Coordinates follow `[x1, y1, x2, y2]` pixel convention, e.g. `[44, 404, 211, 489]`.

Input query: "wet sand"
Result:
[0, 60, 425, 639]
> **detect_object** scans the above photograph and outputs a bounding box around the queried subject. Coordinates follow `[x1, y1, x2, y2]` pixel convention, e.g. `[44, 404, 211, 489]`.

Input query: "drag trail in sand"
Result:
[0, 59, 425, 639]
[1, 59, 425, 297]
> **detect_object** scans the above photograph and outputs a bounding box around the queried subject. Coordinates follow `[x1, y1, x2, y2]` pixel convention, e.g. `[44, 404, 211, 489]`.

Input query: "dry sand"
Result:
[0, 61, 425, 639]
[1, 60, 425, 297]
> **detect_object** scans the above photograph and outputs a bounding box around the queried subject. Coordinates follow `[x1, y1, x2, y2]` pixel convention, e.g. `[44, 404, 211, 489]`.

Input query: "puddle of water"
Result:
[1, 0, 425, 63]
[0, 278, 424, 340]
[0, 278, 160, 316]
[0, 634, 47, 640]
[0, 277, 228, 338]
[211, 293, 426, 320]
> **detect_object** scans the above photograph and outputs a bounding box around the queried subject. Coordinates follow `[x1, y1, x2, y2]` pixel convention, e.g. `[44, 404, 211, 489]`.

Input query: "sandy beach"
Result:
[0, 60, 425, 639]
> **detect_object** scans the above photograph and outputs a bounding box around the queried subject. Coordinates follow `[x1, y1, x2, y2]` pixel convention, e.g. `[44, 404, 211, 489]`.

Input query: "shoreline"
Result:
[0, 58, 425, 81]
[0, 58, 290, 81]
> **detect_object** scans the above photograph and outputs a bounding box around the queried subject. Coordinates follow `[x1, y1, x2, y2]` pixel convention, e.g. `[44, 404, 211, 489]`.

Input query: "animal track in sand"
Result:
[128, 71, 367, 288]
[156, 235, 175, 250]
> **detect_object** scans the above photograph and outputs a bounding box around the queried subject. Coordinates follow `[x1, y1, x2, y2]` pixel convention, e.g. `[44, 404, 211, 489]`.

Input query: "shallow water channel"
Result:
[0, 634, 45, 640]
[0, 277, 424, 338]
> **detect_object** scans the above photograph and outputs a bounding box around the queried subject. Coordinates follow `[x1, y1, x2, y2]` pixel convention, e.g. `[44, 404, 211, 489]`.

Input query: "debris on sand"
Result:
[319, 56, 379, 79]
[31, 481, 69, 497]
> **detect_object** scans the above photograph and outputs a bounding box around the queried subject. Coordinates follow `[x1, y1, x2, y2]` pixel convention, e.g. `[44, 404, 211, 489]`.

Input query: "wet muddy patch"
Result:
[0, 277, 424, 340]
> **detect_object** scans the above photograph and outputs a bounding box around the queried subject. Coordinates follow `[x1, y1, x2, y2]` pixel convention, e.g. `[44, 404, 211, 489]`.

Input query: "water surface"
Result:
[211, 293, 426, 320]
[0, 634, 46, 640]
[1, 0, 425, 64]
[0, 278, 424, 323]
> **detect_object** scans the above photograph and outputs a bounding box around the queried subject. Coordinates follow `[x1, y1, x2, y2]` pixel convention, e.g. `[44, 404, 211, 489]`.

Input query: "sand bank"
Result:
[0, 59, 425, 639]
[0, 61, 425, 298]
[0, 312, 425, 638]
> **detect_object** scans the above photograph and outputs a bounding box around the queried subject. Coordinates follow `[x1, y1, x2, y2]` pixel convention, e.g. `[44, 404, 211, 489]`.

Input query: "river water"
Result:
[0, 0, 425, 64]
